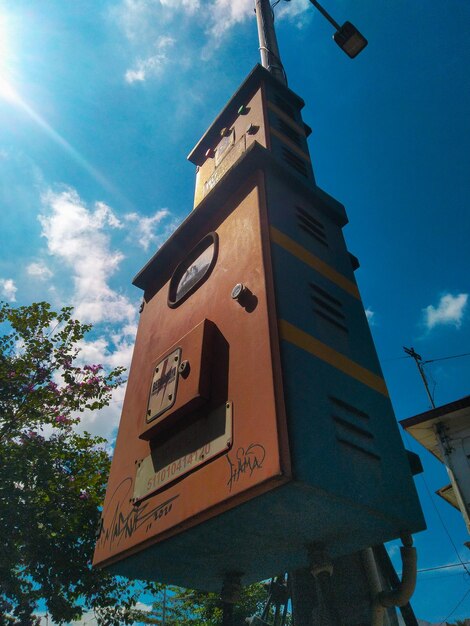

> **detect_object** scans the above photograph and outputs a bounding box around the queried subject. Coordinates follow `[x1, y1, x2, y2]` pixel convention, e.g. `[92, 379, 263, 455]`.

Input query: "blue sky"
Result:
[1, 0, 469, 622]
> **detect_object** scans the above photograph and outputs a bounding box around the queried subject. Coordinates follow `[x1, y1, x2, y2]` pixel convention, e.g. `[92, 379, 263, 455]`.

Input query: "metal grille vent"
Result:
[275, 95, 296, 120]
[281, 147, 308, 177]
[296, 207, 328, 247]
[277, 117, 302, 146]
[310, 283, 348, 332]
[329, 396, 380, 461]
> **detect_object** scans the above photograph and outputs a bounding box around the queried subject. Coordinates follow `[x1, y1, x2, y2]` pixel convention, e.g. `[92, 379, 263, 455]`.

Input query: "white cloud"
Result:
[71, 326, 137, 438]
[125, 208, 178, 250]
[39, 188, 134, 325]
[35, 185, 179, 438]
[0, 277, 17, 301]
[423, 293, 468, 330]
[27, 261, 53, 280]
[206, 0, 312, 44]
[207, 0, 253, 38]
[115, 0, 313, 77]
[125, 34, 176, 83]
[365, 307, 375, 325]
[115, 0, 200, 42]
[276, 0, 312, 27]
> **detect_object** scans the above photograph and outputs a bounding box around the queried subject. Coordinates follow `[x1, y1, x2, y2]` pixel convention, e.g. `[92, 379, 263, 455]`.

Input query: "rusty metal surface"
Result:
[93, 172, 290, 570]
[193, 84, 268, 207]
[140, 319, 215, 440]
[134, 401, 233, 502]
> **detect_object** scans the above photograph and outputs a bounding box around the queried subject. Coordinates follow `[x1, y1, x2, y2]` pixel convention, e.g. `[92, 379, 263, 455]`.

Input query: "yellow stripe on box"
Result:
[270, 127, 311, 163]
[279, 319, 389, 397]
[270, 227, 360, 300]
[267, 101, 307, 137]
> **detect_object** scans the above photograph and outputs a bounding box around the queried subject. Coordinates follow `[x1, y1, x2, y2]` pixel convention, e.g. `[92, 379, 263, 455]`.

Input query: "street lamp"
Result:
[255, 0, 368, 89]
[308, 0, 368, 58]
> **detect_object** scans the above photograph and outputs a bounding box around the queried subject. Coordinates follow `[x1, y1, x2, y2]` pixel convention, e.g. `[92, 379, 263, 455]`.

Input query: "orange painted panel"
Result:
[94, 174, 289, 569]
[139, 318, 215, 440]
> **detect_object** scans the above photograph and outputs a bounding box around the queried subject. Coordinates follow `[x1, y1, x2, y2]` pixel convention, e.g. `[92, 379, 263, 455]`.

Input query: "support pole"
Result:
[221, 572, 242, 626]
[254, 0, 287, 85]
[290, 567, 319, 626]
[403, 346, 435, 408]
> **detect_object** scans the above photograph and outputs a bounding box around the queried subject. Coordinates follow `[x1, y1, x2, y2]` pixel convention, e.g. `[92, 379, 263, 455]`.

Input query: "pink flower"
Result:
[84, 364, 102, 374]
[55, 414, 69, 424]
[79, 490, 89, 500]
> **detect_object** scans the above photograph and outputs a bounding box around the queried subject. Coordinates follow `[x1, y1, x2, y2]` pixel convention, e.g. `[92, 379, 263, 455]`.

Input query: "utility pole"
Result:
[403, 346, 436, 408]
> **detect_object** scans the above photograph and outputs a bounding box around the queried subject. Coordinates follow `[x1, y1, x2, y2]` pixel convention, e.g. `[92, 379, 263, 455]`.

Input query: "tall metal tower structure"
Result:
[94, 1, 424, 623]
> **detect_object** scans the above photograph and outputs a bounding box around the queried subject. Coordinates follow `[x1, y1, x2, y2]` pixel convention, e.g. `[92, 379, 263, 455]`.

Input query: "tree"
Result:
[0, 301, 142, 625]
[0, 301, 289, 626]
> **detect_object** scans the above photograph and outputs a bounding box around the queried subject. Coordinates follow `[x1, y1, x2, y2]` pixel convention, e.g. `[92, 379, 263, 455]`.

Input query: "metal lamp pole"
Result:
[254, 0, 287, 85]
[252, 2, 369, 624]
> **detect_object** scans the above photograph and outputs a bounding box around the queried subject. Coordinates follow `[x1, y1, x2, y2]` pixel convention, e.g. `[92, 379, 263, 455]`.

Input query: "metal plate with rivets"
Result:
[133, 401, 233, 502]
[146, 348, 181, 423]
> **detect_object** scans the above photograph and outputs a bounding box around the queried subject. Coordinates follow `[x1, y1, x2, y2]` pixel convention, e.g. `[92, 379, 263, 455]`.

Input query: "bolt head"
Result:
[231, 283, 245, 300]
[178, 360, 190, 375]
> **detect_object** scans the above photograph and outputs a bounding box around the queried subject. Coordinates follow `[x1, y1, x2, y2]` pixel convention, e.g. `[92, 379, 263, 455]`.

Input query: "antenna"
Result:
[254, 0, 287, 85]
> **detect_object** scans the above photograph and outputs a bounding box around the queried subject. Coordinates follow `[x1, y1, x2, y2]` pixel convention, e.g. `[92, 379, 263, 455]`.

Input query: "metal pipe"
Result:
[308, 0, 341, 30]
[254, 0, 286, 84]
[362, 548, 390, 626]
[376, 536, 418, 609]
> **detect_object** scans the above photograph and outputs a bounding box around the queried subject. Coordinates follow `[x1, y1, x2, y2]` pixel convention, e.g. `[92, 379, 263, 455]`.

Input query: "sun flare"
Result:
[0, 10, 19, 103]
[0, 77, 21, 105]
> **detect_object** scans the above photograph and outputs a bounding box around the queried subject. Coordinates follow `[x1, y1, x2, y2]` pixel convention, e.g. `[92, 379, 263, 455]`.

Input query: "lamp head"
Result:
[333, 21, 368, 58]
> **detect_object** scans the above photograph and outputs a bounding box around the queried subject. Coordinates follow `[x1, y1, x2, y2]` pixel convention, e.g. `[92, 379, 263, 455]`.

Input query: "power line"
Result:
[437, 586, 470, 626]
[403, 431, 470, 579]
[418, 471, 470, 578]
[418, 561, 470, 573]
[423, 351, 470, 365]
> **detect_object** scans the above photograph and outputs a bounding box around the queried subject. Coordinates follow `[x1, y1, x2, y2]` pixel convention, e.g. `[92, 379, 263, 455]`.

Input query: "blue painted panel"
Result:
[270, 241, 382, 376]
[109, 480, 416, 592]
[279, 339, 423, 527]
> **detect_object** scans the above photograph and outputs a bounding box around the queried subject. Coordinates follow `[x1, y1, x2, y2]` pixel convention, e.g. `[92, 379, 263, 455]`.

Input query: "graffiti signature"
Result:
[226, 443, 266, 491]
[96, 477, 178, 548]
